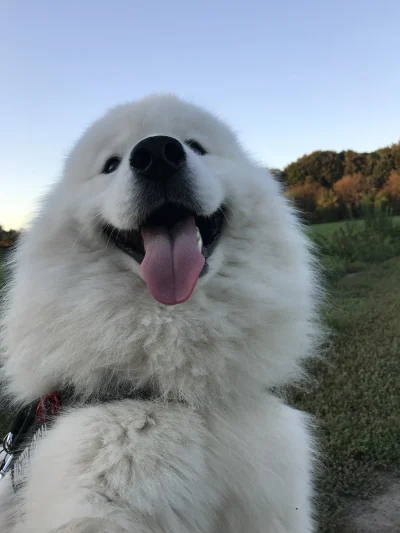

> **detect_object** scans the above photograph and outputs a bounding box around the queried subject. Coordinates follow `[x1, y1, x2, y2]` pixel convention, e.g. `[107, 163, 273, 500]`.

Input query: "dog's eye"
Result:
[184, 139, 207, 156]
[102, 156, 121, 174]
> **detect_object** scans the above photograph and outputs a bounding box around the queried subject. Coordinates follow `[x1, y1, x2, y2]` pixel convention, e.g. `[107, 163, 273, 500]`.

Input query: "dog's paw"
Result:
[28, 400, 218, 519]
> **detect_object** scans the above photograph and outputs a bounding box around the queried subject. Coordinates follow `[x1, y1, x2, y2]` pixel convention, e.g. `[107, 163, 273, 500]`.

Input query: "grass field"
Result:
[308, 215, 400, 239]
[1, 221, 400, 532]
[289, 255, 400, 532]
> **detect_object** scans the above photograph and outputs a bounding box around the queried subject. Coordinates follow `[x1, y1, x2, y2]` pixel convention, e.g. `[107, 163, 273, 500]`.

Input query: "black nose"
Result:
[129, 135, 186, 182]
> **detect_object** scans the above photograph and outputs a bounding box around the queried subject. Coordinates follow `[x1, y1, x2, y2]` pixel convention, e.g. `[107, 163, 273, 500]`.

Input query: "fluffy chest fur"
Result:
[2, 396, 315, 533]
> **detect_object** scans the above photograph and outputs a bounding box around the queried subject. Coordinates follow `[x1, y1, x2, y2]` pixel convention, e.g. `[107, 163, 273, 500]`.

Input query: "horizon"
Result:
[1, 0, 400, 230]
[3, 138, 399, 231]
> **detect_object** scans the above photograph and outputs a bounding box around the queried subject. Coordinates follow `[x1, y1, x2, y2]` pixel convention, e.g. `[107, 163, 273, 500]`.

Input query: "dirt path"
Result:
[343, 479, 400, 532]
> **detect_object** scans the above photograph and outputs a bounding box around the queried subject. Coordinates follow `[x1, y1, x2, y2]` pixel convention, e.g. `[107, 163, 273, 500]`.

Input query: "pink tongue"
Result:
[140, 217, 205, 305]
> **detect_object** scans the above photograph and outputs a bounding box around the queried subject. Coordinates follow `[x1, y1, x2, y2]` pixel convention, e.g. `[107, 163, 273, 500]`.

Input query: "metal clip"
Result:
[0, 454, 14, 480]
[0, 432, 14, 480]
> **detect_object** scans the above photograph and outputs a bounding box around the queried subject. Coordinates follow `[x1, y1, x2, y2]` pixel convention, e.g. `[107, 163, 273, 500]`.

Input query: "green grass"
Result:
[308, 215, 400, 239]
[289, 256, 400, 532]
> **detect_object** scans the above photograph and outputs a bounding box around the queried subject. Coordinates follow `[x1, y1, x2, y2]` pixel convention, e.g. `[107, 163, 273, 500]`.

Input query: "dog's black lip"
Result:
[102, 204, 225, 275]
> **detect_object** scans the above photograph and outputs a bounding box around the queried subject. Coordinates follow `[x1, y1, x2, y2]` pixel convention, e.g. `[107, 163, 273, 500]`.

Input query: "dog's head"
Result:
[65, 95, 246, 306]
[1, 95, 322, 406]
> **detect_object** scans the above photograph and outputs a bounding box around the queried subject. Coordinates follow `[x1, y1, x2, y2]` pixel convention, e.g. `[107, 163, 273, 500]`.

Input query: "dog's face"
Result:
[64, 95, 245, 305]
[2, 94, 320, 405]
[63, 94, 262, 306]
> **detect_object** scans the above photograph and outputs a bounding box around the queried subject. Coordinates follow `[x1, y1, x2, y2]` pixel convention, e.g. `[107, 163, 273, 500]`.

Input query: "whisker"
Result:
[71, 212, 105, 249]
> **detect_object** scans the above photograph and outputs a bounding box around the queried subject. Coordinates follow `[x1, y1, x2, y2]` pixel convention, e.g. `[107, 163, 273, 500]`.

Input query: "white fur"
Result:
[0, 94, 322, 532]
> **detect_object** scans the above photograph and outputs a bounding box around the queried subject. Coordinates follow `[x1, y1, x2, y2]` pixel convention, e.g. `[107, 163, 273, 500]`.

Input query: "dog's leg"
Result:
[212, 397, 317, 533]
[16, 400, 219, 533]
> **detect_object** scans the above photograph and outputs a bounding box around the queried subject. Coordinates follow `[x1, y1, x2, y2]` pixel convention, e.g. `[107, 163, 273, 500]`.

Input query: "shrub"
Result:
[312, 205, 400, 269]
[286, 179, 323, 222]
[315, 188, 343, 222]
[381, 171, 400, 213]
[333, 174, 367, 216]
[287, 179, 347, 223]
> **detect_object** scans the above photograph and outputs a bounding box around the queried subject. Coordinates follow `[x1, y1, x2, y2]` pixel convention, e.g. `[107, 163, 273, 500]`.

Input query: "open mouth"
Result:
[102, 203, 224, 305]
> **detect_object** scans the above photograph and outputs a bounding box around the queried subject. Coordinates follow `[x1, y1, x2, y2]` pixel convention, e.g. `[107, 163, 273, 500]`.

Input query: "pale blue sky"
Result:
[1, 0, 399, 229]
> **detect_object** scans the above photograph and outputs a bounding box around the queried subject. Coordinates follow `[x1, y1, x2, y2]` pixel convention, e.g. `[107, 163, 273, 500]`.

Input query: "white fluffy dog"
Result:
[0, 95, 322, 533]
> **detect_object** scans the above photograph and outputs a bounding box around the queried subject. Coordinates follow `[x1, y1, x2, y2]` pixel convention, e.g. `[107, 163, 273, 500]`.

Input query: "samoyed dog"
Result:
[0, 94, 321, 533]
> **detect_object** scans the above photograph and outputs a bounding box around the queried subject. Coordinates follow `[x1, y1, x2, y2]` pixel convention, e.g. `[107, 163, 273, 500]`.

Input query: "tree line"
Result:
[271, 141, 400, 223]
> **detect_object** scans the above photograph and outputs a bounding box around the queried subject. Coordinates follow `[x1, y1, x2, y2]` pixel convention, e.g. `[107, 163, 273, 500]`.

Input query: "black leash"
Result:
[6, 404, 37, 452]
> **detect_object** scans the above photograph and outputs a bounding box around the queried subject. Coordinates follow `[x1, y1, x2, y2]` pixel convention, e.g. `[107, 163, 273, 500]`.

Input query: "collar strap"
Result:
[0, 384, 158, 487]
[0, 392, 63, 483]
